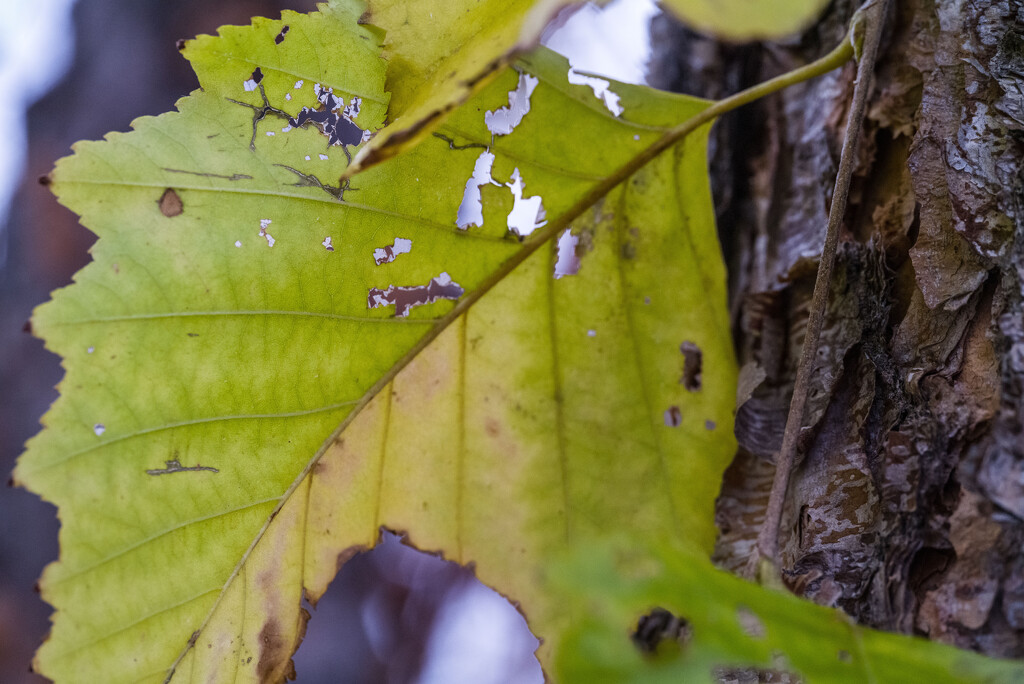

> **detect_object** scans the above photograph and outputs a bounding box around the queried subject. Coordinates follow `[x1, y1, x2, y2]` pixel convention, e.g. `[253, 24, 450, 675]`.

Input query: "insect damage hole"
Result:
[735, 605, 766, 640]
[456, 72, 541, 231]
[259, 219, 275, 247]
[373, 237, 412, 265]
[484, 73, 539, 136]
[633, 608, 692, 654]
[568, 68, 624, 116]
[664, 406, 682, 427]
[289, 84, 368, 147]
[554, 229, 581, 278]
[680, 341, 702, 391]
[506, 169, 546, 237]
[243, 67, 264, 92]
[158, 188, 183, 217]
[368, 272, 465, 317]
[457, 151, 500, 229]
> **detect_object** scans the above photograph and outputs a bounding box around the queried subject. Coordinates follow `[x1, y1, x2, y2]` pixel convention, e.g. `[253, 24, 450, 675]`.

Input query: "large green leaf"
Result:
[170, 143, 737, 681]
[16, 3, 736, 682]
[551, 540, 1024, 683]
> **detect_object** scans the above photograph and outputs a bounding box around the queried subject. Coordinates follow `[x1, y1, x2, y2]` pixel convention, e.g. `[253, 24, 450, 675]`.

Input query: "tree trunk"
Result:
[650, 0, 1024, 655]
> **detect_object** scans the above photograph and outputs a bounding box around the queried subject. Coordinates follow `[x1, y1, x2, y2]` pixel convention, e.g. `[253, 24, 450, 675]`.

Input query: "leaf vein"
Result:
[27, 403, 357, 476]
[48, 498, 281, 587]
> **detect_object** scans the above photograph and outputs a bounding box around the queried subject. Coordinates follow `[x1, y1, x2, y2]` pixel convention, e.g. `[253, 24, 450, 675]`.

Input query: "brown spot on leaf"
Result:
[485, 418, 500, 437]
[680, 341, 702, 391]
[158, 188, 183, 217]
[257, 620, 294, 683]
[275, 25, 290, 44]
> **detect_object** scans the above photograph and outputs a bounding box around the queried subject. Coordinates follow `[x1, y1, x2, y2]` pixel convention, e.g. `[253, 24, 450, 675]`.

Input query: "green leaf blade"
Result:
[18, 4, 737, 681]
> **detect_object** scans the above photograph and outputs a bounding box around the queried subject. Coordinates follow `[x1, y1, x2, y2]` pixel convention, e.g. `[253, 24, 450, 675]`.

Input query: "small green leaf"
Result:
[551, 540, 1024, 684]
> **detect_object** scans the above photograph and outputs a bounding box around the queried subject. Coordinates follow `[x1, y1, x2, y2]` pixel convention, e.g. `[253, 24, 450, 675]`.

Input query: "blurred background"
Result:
[0, 1, 656, 681]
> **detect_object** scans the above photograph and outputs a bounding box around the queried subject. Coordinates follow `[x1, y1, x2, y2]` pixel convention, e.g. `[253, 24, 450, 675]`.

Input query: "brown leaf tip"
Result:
[175, 38, 186, 51]
[159, 188, 184, 217]
[38, 174, 52, 186]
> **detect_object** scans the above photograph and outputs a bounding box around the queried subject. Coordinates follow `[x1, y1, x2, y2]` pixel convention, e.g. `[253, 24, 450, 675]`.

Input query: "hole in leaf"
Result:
[554, 230, 581, 278]
[680, 341, 703, 391]
[293, 532, 542, 682]
[243, 67, 263, 92]
[288, 85, 367, 147]
[457, 151, 500, 229]
[735, 605, 766, 639]
[368, 272, 465, 318]
[712, 665, 802, 683]
[632, 607, 692, 655]
[664, 406, 682, 427]
[567, 68, 623, 116]
[505, 169, 546, 237]
[484, 73, 539, 136]
[259, 219, 275, 247]
[373, 237, 412, 265]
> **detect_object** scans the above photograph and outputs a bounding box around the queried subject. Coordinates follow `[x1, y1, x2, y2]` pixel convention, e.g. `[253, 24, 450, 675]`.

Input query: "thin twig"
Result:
[754, 0, 889, 582]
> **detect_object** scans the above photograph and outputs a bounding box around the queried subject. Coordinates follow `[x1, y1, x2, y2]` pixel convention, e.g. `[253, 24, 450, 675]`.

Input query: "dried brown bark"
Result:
[650, 0, 1024, 656]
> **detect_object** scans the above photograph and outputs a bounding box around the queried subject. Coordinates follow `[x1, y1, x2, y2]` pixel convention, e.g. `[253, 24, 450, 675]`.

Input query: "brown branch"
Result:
[753, 0, 890, 582]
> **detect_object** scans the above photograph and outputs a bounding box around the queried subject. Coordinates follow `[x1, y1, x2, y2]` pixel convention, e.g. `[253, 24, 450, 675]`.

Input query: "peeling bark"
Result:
[652, 0, 1024, 656]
